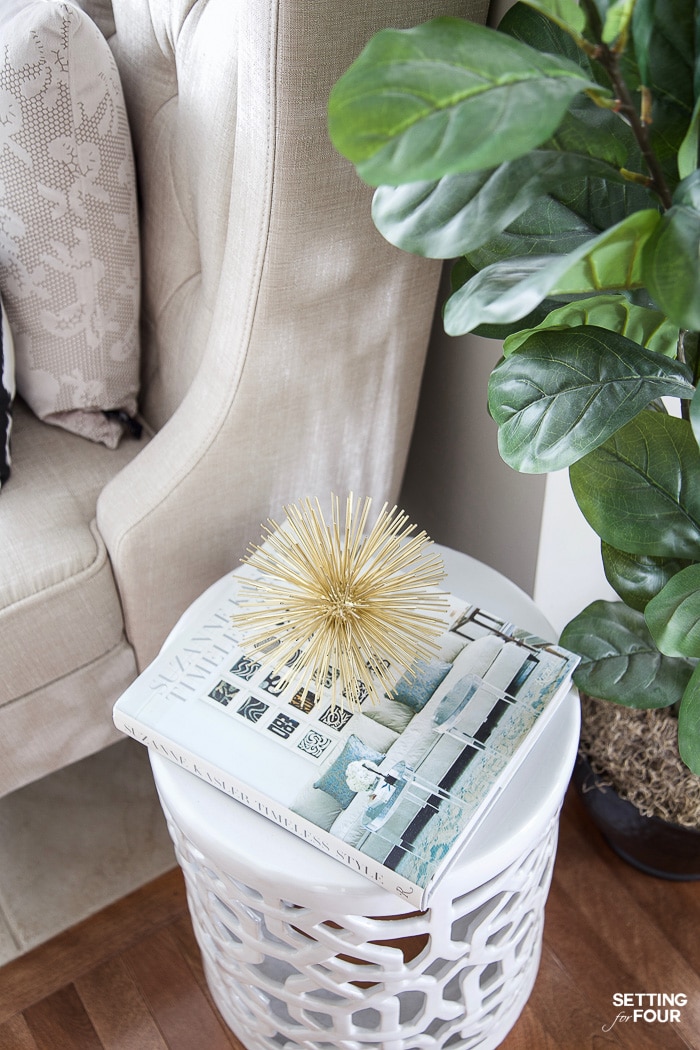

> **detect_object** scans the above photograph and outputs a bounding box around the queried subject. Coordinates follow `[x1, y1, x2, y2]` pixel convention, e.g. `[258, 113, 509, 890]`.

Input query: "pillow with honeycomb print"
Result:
[0, 0, 140, 448]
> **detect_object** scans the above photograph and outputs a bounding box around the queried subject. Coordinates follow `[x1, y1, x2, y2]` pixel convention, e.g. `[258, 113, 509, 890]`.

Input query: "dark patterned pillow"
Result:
[1, 295, 15, 489]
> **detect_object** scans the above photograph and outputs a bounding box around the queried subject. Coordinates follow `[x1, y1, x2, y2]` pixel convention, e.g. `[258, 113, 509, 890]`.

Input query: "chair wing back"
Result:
[91, 0, 489, 667]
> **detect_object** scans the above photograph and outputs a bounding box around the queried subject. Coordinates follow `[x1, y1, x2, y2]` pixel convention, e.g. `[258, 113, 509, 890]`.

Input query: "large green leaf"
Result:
[455, 96, 652, 272]
[691, 386, 700, 452]
[444, 209, 660, 335]
[463, 124, 653, 271]
[503, 295, 679, 357]
[630, 0, 654, 84]
[645, 563, 700, 659]
[678, 96, 700, 180]
[500, 0, 596, 71]
[559, 599, 695, 708]
[488, 327, 694, 472]
[601, 542, 691, 611]
[683, 332, 700, 392]
[450, 258, 564, 340]
[679, 664, 700, 773]
[549, 93, 646, 176]
[465, 197, 599, 269]
[371, 149, 631, 259]
[570, 412, 700, 560]
[520, 0, 586, 37]
[631, 0, 695, 105]
[465, 182, 655, 274]
[552, 170, 654, 241]
[602, 0, 636, 45]
[328, 18, 604, 186]
[643, 173, 700, 331]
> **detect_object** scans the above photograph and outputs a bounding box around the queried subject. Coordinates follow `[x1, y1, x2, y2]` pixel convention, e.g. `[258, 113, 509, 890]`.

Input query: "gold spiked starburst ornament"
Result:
[233, 495, 449, 709]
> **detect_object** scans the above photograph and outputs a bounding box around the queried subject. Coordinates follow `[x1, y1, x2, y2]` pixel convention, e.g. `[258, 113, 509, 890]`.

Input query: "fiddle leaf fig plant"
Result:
[328, 0, 700, 772]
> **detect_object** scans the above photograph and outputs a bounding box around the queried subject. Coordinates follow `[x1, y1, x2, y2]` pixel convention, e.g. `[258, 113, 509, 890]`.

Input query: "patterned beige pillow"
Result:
[0, 0, 140, 448]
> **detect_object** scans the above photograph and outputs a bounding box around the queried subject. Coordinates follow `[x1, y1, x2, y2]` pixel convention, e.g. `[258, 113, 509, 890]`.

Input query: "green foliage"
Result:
[602, 0, 636, 45]
[443, 210, 661, 335]
[502, 295, 680, 357]
[488, 328, 693, 472]
[559, 600, 696, 708]
[524, 0, 587, 37]
[330, 0, 700, 772]
[645, 563, 700, 656]
[570, 412, 700, 560]
[327, 17, 604, 186]
[679, 665, 700, 770]
[644, 173, 700, 330]
[601, 544, 691, 611]
[371, 151, 630, 260]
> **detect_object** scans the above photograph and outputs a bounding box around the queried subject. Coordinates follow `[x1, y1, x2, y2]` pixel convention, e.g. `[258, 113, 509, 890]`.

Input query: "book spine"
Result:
[113, 708, 428, 908]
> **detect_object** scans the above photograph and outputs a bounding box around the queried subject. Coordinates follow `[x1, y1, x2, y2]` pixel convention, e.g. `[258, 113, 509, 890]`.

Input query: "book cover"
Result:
[113, 564, 579, 907]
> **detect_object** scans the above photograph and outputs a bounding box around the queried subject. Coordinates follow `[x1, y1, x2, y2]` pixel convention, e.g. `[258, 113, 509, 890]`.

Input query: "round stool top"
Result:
[151, 545, 579, 913]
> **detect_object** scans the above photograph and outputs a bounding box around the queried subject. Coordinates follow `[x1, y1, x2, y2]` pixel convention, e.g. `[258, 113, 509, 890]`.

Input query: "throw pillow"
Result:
[437, 631, 468, 663]
[362, 693, 414, 733]
[291, 782, 343, 831]
[313, 733, 386, 810]
[392, 658, 452, 711]
[0, 0, 140, 448]
[0, 295, 15, 488]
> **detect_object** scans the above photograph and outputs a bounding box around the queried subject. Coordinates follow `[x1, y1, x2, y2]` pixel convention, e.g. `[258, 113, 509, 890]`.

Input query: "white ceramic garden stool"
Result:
[150, 546, 580, 1050]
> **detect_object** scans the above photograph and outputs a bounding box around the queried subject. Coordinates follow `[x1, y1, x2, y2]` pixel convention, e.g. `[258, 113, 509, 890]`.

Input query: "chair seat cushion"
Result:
[0, 400, 146, 704]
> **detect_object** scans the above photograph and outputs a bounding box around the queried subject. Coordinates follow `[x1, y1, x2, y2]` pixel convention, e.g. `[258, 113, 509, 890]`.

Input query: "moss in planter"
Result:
[580, 695, 700, 830]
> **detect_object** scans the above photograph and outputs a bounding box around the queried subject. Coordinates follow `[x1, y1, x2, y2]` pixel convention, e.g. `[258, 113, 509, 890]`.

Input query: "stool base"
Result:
[162, 797, 559, 1049]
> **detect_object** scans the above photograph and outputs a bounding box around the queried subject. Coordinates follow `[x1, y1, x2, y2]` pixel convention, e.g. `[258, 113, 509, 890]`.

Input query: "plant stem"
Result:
[598, 48, 674, 210]
[578, 0, 673, 211]
[678, 330, 687, 366]
[580, 0, 604, 41]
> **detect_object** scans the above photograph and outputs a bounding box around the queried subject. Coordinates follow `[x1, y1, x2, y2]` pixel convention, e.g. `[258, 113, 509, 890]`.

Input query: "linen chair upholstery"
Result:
[0, 0, 489, 798]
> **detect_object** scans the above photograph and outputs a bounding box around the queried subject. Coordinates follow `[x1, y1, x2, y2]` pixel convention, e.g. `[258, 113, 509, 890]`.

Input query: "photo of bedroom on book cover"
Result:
[113, 570, 579, 905]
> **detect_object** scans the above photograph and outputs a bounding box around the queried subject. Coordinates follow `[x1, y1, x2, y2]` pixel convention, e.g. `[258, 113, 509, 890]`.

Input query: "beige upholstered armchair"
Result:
[0, 0, 489, 799]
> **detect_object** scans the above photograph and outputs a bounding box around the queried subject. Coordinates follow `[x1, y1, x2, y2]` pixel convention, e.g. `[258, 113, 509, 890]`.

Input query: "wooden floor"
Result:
[0, 788, 698, 1050]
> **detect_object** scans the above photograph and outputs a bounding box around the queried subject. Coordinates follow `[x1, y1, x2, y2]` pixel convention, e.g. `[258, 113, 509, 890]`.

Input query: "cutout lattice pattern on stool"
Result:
[163, 802, 559, 1050]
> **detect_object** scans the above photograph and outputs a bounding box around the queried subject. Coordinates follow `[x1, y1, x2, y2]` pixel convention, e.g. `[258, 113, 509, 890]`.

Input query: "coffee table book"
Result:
[113, 566, 578, 907]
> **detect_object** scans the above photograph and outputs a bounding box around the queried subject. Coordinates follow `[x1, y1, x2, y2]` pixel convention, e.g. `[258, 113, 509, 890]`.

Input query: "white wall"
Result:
[533, 471, 616, 633]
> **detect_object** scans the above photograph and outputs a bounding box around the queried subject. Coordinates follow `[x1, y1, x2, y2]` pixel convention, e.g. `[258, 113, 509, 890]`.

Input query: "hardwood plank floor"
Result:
[0, 788, 697, 1049]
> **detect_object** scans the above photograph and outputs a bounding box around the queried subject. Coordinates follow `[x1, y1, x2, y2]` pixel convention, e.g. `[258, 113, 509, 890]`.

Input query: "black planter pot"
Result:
[572, 753, 700, 880]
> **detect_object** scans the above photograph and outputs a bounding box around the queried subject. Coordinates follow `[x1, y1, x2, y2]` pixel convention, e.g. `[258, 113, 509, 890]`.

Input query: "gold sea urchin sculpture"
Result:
[233, 494, 449, 708]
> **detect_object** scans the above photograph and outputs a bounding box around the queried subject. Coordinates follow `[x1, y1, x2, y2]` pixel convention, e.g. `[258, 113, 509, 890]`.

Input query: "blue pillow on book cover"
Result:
[314, 733, 385, 809]
[0, 296, 15, 490]
[391, 659, 452, 711]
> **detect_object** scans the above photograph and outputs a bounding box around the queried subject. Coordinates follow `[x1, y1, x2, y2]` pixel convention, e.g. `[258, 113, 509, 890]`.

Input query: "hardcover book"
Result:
[113, 565, 579, 907]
